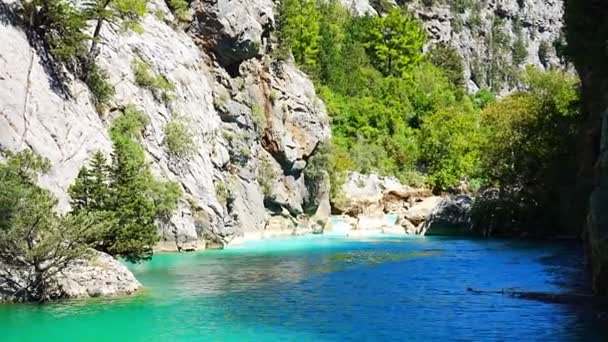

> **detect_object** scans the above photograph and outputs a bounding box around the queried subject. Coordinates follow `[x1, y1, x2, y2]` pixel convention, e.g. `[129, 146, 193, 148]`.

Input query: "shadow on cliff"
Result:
[0, 2, 72, 99]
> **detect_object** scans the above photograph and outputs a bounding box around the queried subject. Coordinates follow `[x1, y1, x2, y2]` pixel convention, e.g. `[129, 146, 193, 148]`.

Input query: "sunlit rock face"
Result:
[341, 0, 565, 94]
[0, 0, 330, 251]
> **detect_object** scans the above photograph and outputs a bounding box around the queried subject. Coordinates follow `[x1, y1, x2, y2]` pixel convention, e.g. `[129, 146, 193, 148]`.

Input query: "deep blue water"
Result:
[1, 235, 607, 341]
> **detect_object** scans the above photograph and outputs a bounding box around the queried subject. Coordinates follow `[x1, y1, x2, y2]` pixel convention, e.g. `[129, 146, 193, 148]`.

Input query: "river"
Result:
[1, 235, 606, 341]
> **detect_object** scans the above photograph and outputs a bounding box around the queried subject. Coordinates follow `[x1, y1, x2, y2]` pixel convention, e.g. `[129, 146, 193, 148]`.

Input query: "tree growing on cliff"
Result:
[69, 106, 181, 262]
[427, 43, 465, 89]
[0, 151, 100, 302]
[18, 0, 89, 63]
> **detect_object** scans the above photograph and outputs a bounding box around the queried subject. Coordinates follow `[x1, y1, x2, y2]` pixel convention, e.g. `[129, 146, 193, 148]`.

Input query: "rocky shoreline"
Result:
[0, 251, 141, 302]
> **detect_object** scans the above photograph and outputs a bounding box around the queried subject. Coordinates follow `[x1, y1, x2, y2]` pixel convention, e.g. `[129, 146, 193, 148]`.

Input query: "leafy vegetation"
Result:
[472, 67, 580, 235]
[133, 58, 175, 102]
[69, 105, 181, 262]
[165, 0, 191, 22]
[427, 43, 465, 89]
[257, 159, 277, 197]
[0, 151, 100, 302]
[277, 0, 582, 232]
[17, 0, 149, 108]
[163, 115, 196, 158]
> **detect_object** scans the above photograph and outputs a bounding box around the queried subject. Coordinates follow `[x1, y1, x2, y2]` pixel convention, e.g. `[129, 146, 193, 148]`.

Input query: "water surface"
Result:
[1, 235, 606, 341]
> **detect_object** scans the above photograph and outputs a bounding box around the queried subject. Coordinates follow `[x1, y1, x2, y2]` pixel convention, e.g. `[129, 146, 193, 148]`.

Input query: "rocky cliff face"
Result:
[341, 0, 565, 93]
[0, 0, 330, 251]
[563, 0, 608, 296]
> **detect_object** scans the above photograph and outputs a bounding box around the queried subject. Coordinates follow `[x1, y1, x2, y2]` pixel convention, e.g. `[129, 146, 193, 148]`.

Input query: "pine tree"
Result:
[69, 106, 180, 262]
[362, 8, 426, 76]
[18, 0, 89, 63]
[82, 0, 148, 71]
[0, 151, 98, 302]
[69, 151, 110, 213]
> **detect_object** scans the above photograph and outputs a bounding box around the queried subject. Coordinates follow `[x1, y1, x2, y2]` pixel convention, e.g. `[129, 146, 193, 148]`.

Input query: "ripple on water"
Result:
[0, 235, 607, 341]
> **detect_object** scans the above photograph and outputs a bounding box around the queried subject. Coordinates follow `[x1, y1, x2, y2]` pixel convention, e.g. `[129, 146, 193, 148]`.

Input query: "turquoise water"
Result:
[1, 235, 607, 341]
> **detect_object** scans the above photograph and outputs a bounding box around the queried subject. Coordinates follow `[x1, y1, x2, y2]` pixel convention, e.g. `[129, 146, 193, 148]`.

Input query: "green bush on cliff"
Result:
[165, 0, 191, 22]
[163, 115, 196, 158]
[69, 106, 181, 262]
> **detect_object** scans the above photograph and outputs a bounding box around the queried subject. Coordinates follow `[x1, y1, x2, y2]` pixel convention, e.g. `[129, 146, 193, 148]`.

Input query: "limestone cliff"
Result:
[0, 0, 331, 251]
[341, 0, 565, 93]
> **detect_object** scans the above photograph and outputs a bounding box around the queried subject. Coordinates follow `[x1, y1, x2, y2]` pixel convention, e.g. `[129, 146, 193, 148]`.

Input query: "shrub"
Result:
[250, 104, 267, 131]
[163, 115, 196, 158]
[214, 180, 231, 206]
[257, 159, 277, 197]
[538, 40, 551, 67]
[512, 34, 528, 66]
[165, 0, 191, 22]
[132, 58, 175, 102]
[85, 63, 115, 110]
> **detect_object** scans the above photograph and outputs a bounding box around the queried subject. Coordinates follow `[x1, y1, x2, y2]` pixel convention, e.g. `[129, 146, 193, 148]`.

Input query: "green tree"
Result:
[360, 8, 426, 76]
[276, 0, 321, 70]
[69, 106, 181, 262]
[475, 67, 580, 234]
[18, 0, 89, 63]
[418, 102, 482, 191]
[83, 0, 148, 70]
[0, 151, 99, 302]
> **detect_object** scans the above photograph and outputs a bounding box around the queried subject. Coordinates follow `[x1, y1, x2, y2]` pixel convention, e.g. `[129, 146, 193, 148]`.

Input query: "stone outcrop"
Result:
[0, 0, 331, 254]
[341, 0, 565, 93]
[334, 172, 440, 234]
[423, 195, 474, 236]
[0, 251, 141, 302]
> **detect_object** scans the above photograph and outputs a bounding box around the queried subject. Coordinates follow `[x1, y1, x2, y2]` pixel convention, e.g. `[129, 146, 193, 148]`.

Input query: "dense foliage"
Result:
[277, 1, 474, 190]
[472, 67, 580, 235]
[277, 1, 581, 237]
[69, 106, 181, 262]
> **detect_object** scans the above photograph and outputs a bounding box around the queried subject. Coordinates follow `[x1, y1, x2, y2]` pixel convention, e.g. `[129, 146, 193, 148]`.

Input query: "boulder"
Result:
[0, 251, 141, 302]
[423, 195, 474, 236]
[403, 196, 444, 226]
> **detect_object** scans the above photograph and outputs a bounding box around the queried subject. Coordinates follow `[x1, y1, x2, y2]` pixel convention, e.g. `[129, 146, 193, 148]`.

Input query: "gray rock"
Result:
[423, 195, 474, 236]
[0, 0, 331, 252]
[403, 196, 444, 226]
[191, 0, 274, 67]
[0, 251, 141, 302]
